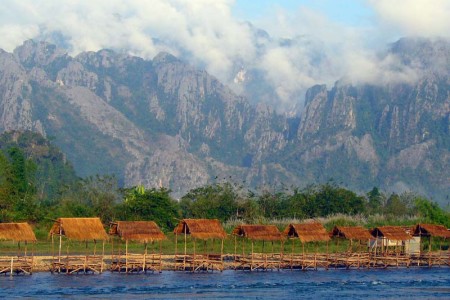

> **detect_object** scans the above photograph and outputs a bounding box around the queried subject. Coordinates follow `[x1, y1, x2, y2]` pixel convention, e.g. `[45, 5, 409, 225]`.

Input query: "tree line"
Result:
[0, 131, 449, 230]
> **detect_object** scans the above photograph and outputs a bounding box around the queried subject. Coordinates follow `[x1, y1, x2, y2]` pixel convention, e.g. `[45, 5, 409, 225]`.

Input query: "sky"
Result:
[0, 0, 448, 109]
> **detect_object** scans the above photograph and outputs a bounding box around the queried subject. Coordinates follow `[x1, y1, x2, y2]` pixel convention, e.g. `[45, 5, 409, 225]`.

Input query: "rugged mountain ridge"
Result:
[0, 38, 448, 201]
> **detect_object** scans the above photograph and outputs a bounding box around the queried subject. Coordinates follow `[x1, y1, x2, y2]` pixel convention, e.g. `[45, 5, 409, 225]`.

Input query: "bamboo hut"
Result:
[0, 223, 36, 275]
[109, 221, 166, 273]
[283, 222, 330, 270]
[413, 224, 450, 266]
[232, 225, 285, 271]
[49, 218, 108, 274]
[173, 219, 227, 272]
[330, 226, 373, 269]
[370, 226, 412, 267]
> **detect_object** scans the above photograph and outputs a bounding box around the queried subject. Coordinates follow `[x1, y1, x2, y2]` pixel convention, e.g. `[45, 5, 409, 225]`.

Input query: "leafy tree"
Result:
[180, 183, 238, 221]
[366, 187, 385, 214]
[414, 197, 450, 227]
[118, 186, 180, 231]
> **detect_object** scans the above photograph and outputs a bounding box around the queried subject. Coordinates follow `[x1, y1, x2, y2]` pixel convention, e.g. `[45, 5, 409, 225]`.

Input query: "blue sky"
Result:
[233, 0, 374, 26]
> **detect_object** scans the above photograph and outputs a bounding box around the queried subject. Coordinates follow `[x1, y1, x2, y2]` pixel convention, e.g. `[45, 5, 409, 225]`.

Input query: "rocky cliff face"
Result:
[0, 38, 448, 201]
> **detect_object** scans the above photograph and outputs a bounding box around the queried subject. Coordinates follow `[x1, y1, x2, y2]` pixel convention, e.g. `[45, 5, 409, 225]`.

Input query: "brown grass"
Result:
[173, 219, 227, 240]
[284, 222, 330, 243]
[0, 223, 37, 242]
[49, 218, 108, 241]
[232, 225, 285, 241]
[110, 221, 166, 242]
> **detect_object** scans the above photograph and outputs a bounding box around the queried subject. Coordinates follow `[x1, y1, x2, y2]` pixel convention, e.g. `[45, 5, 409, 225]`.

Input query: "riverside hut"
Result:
[330, 226, 373, 269]
[49, 218, 108, 274]
[232, 225, 285, 271]
[109, 221, 166, 273]
[370, 226, 412, 267]
[173, 219, 227, 271]
[0, 223, 36, 275]
[413, 224, 450, 266]
[283, 222, 330, 270]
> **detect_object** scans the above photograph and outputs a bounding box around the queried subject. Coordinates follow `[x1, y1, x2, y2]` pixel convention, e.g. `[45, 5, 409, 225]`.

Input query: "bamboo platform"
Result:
[175, 254, 224, 272]
[284, 253, 330, 270]
[0, 256, 33, 275]
[51, 255, 104, 274]
[111, 253, 162, 273]
[234, 253, 282, 271]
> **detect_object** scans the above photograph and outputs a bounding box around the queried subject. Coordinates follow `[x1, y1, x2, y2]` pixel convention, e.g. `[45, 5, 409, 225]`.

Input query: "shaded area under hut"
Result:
[283, 222, 330, 270]
[232, 225, 285, 271]
[109, 221, 166, 273]
[49, 218, 108, 274]
[0, 223, 36, 275]
[413, 224, 450, 267]
[370, 226, 413, 268]
[173, 219, 227, 272]
[330, 226, 373, 269]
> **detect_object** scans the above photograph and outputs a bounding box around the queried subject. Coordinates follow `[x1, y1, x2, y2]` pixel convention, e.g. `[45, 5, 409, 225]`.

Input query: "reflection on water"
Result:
[1, 268, 449, 299]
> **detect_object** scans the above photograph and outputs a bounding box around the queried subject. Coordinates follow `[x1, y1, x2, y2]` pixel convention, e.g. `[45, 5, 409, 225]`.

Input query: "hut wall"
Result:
[404, 237, 421, 255]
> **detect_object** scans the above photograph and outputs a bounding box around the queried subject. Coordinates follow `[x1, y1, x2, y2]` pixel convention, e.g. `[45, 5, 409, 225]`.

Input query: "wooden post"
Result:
[184, 224, 187, 270]
[251, 240, 254, 271]
[101, 240, 105, 273]
[125, 240, 128, 273]
[144, 242, 147, 272]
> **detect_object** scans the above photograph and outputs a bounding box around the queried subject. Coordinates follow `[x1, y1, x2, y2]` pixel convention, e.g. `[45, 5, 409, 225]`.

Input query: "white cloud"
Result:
[0, 0, 447, 111]
[369, 0, 450, 38]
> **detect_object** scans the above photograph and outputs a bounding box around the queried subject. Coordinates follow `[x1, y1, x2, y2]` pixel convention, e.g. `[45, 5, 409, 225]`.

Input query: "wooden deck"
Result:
[0, 256, 33, 275]
[175, 254, 224, 272]
[111, 253, 162, 273]
[234, 253, 282, 271]
[51, 255, 104, 274]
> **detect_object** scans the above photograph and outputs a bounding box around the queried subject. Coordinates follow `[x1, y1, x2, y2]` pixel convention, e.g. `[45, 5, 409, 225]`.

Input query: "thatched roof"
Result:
[232, 225, 285, 241]
[284, 223, 330, 243]
[413, 224, 450, 238]
[173, 219, 227, 240]
[0, 223, 37, 242]
[371, 226, 412, 241]
[331, 226, 373, 240]
[49, 218, 108, 241]
[110, 221, 166, 242]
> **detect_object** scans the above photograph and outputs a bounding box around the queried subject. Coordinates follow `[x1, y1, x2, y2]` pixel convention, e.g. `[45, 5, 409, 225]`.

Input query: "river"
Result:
[1, 268, 449, 299]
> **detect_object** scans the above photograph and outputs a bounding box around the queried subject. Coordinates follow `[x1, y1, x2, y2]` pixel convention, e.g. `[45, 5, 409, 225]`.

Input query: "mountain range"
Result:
[0, 38, 448, 203]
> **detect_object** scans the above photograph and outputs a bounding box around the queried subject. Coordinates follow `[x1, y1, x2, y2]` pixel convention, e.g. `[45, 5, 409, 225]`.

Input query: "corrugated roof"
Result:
[110, 221, 166, 242]
[232, 225, 285, 241]
[414, 224, 450, 238]
[173, 219, 227, 240]
[284, 222, 330, 243]
[331, 226, 373, 240]
[49, 218, 108, 241]
[0, 223, 37, 242]
[371, 226, 412, 241]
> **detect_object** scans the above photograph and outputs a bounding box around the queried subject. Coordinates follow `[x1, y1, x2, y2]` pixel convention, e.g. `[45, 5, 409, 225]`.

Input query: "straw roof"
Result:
[331, 226, 373, 240]
[371, 226, 412, 241]
[232, 225, 285, 241]
[49, 218, 108, 241]
[0, 223, 37, 242]
[110, 221, 166, 242]
[284, 223, 330, 243]
[413, 224, 450, 238]
[173, 219, 227, 240]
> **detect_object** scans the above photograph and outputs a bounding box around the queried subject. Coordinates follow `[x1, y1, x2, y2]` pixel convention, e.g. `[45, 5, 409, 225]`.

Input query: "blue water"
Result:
[1, 268, 449, 299]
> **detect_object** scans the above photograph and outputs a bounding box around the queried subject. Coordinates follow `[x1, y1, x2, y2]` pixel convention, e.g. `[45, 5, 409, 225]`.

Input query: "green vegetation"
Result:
[0, 131, 449, 242]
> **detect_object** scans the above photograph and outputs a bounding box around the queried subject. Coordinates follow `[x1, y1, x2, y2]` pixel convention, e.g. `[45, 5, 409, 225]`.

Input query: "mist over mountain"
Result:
[0, 38, 448, 203]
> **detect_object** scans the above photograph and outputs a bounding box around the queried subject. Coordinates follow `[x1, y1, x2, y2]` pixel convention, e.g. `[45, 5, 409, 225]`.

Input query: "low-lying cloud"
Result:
[0, 0, 448, 111]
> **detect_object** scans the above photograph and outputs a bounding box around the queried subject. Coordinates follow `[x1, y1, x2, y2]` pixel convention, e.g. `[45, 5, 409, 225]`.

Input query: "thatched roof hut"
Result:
[110, 221, 166, 242]
[0, 223, 37, 242]
[413, 224, 450, 238]
[49, 218, 108, 241]
[232, 225, 285, 241]
[173, 219, 227, 240]
[284, 223, 330, 243]
[370, 226, 412, 241]
[331, 226, 373, 240]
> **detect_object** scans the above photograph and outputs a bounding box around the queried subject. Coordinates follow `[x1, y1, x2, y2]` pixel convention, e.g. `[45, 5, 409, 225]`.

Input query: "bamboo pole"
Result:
[125, 240, 128, 273]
